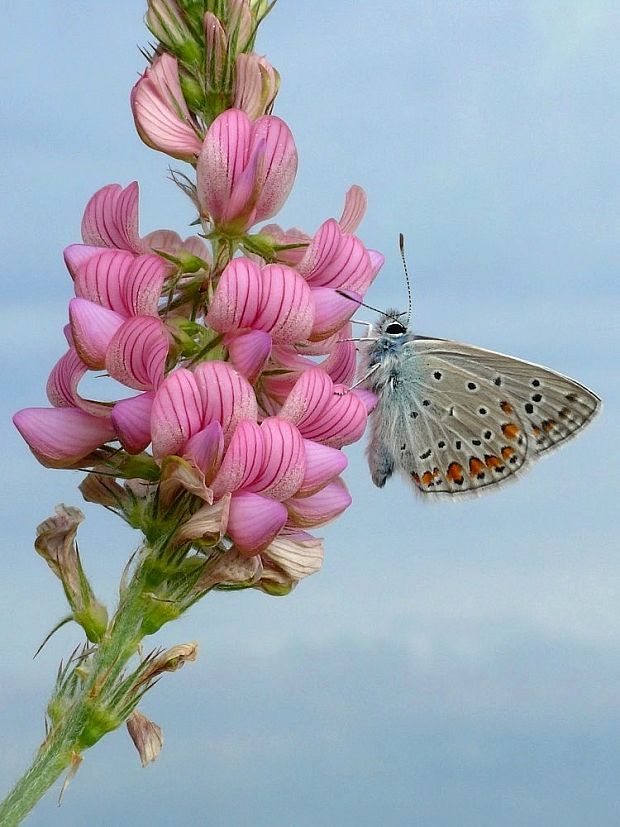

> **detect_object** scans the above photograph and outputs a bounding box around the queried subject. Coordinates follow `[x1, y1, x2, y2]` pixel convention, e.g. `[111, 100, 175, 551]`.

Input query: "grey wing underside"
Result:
[367, 336, 600, 496]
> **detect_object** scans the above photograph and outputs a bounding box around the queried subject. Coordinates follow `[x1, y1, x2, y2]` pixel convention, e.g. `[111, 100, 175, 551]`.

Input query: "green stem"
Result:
[0, 564, 149, 825]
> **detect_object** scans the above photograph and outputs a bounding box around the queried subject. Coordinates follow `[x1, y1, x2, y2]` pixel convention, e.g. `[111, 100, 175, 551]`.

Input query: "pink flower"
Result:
[64, 182, 210, 270]
[151, 361, 356, 556]
[131, 53, 203, 162]
[196, 109, 297, 234]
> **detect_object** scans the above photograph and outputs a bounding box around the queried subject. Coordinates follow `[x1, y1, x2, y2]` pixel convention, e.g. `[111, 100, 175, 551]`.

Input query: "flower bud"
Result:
[146, 0, 202, 65]
[234, 53, 279, 120]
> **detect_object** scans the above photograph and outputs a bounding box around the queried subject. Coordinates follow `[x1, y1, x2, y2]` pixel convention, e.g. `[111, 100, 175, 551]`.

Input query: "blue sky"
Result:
[1, 2, 619, 825]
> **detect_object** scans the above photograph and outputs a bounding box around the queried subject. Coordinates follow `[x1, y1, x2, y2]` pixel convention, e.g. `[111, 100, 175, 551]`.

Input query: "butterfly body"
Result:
[361, 310, 601, 495]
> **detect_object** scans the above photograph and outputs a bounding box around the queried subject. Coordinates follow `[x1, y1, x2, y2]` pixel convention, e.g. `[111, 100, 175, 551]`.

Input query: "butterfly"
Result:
[359, 309, 601, 495]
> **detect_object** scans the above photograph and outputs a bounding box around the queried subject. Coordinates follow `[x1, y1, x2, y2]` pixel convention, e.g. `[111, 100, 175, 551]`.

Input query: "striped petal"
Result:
[249, 418, 305, 501]
[278, 368, 333, 428]
[206, 257, 263, 332]
[286, 478, 352, 528]
[252, 115, 298, 222]
[227, 492, 288, 553]
[255, 264, 314, 343]
[69, 298, 125, 369]
[320, 337, 357, 386]
[299, 386, 369, 448]
[193, 361, 257, 442]
[210, 420, 264, 500]
[111, 392, 155, 453]
[197, 109, 253, 223]
[297, 219, 372, 292]
[81, 182, 143, 252]
[13, 407, 115, 468]
[46, 347, 109, 416]
[74, 249, 135, 313]
[131, 53, 203, 162]
[151, 368, 204, 459]
[124, 254, 169, 316]
[338, 185, 367, 234]
[106, 317, 169, 391]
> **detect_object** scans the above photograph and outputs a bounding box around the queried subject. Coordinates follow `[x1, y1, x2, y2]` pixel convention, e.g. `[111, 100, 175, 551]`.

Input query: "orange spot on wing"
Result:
[421, 471, 435, 487]
[500, 401, 513, 414]
[542, 419, 556, 432]
[412, 472, 420, 484]
[501, 422, 520, 440]
[469, 457, 485, 476]
[446, 462, 464, 484]
[485, 454, 503, 469]
[532, 425, 542, 437]
[501, 446, 516, 461]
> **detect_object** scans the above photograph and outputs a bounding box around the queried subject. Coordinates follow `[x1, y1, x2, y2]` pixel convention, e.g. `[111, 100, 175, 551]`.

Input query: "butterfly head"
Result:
[374, 309, 409, 338]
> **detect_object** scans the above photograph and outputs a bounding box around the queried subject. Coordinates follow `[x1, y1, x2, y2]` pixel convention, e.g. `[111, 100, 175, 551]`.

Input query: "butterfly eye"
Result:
[385, 321, 406, 335]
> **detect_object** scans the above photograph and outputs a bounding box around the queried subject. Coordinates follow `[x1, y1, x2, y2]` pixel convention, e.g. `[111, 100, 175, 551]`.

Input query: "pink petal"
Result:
[298, 440, 348, 496]
[210, 420, 264, 500]
[111, 392, 155, 453]
[227, 492, 287, 553]
[197, 109, 253, 223]
[106, 317, 169, 391]
[320, 338, 357, 386]
[299, 387, 369, 448]
[124, 254, 169, 316]
[193, 361, 257, 442]
[338, 185, 367, 234]
[252, 116, 298, 222]
[226, 330, 272, 383]
[131, 53, 203, 162]
[13, 407, 116, 468]
[286, 479, 352, 528]
[206, 257, 263, 332]
[351, 388, 378, 414]
[46, 347, 109, 416]
[74, 249, 136, 313]
[278, 368, 333, 427]
[255, 265, 314, 343]
[367, 250, 385, 290]
[184, 421, 224, 482]
[63, 244, 101, 279]
[249, 418, 305, 501]
[297, 220, 372, 292]
[309, 287, 360, 340]
[81, 182, 143, 252]
[69, 298, 125, 369]
[151, 368, 204, 459]
[261, 223, 310, 266]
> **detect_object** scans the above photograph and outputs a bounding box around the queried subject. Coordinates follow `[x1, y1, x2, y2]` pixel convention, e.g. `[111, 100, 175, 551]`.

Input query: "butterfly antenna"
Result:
[334, 289, 388, 316]
[399, 233, 413, 326]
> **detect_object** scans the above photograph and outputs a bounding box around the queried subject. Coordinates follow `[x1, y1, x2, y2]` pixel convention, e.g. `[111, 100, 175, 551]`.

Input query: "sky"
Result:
[1, 1, 619, 825]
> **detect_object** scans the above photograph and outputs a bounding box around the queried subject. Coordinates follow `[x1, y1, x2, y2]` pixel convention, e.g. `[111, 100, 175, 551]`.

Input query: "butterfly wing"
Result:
[368, 336, 600, 495]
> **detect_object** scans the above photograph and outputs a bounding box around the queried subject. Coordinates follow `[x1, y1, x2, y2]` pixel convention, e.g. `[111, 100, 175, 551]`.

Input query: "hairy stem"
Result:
[0, 563, 149, 825]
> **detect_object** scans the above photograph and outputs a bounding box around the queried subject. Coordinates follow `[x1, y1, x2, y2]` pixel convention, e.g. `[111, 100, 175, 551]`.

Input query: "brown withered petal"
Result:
[126, 710, 164, 767]
[79, 473, 127, 508]
[195, 547, 263, 592]
[136, 642, 199, 689]
[34, 505, 84, 582]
